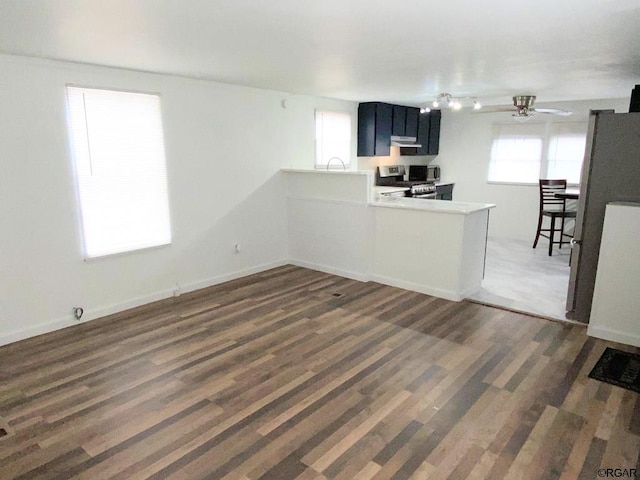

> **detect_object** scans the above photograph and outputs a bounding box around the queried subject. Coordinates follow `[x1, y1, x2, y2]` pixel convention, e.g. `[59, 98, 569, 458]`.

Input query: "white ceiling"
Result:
[1, 0, 639, 107]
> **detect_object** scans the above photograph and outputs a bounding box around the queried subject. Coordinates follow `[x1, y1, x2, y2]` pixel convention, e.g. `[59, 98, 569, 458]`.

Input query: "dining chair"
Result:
[533, 179, 577, 256]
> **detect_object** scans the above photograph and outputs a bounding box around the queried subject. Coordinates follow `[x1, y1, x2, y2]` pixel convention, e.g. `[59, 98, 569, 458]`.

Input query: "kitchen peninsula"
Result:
[283, 169, 495, 301]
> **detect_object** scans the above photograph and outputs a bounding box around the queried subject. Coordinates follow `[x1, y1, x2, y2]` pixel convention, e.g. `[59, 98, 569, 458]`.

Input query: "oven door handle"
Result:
[413, 193, 437, 199]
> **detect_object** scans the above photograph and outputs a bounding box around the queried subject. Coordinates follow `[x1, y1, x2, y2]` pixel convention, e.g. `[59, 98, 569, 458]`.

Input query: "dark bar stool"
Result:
[533, 179, 577, 256]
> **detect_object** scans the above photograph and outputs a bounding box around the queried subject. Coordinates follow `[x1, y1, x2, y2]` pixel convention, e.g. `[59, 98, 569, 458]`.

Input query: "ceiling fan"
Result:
[481, 95, 573, 119]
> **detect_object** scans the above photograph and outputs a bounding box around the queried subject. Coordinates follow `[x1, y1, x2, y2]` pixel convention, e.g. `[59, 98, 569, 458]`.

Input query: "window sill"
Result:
[83, 241, 171, 262]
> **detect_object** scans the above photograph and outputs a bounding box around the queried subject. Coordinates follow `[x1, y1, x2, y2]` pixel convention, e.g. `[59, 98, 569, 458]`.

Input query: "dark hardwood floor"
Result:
[1, 265, 639, 479]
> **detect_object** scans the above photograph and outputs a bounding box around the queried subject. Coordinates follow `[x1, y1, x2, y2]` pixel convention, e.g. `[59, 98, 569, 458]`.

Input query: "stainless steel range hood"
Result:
[390, 135, 422, 148]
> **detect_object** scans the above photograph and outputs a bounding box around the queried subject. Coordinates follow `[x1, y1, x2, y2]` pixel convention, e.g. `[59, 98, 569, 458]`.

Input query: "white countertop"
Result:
[370, 196, 495, 215]
[281, 168, 374, 176]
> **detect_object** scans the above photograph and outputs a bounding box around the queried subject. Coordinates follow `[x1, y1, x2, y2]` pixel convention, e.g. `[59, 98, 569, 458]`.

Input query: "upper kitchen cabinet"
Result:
[402, 110, 441, 156]
[357, 102, 393, 156]
[427, 110, 441, 155]
[358, 102, 439, 157]
[391, 105, 419, 138]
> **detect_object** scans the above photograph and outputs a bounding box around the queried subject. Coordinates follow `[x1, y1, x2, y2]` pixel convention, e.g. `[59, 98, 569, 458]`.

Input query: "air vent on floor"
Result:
[0, 418, 13, 440]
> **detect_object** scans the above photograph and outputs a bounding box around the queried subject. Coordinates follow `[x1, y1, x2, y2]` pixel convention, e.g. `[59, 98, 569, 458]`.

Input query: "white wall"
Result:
[286, 172, 373, 281]
[0, 54, 356, 345]
[434, 98, 629, 240]
[370, 206, 489, 301]
[588, 202, 640, 347]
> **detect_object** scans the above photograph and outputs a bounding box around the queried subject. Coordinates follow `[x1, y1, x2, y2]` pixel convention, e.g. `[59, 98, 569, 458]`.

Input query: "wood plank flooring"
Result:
[1, 265, 639, 479]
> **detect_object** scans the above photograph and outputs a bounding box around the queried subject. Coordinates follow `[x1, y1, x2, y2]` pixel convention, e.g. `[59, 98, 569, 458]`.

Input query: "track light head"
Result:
[431, 93, 481, 112]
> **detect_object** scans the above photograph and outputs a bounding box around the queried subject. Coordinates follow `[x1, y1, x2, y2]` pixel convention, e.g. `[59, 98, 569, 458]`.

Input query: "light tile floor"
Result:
[467, 236, 573, 321]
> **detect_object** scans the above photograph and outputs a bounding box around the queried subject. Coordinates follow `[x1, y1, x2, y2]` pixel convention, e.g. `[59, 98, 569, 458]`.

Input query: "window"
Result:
[66, 86, 172, 258]
[489, 136, 543, 183]
[546, 124, 587, 184]
[315, 111, 351, 169]
[488, 122, 586, 184]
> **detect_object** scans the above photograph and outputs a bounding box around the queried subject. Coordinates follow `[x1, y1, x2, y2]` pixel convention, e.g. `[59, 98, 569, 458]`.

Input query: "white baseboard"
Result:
[180, 259, 289, 294]
[289, 259, 370, 283]
[290, 260, 469, 302]
[368, 274, 464, 302]
[587, 325, 640, 348]
[2, 258, 474, 347]
[0, 316, 78, 347]
[0, 259, 288, 347]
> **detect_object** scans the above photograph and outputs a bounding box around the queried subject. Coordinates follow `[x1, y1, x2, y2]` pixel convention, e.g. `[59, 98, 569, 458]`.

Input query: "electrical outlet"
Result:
[72, 307, 84, 320]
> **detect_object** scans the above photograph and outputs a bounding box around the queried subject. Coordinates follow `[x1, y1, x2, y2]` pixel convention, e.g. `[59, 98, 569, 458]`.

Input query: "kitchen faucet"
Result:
[326, 156, 347, 171]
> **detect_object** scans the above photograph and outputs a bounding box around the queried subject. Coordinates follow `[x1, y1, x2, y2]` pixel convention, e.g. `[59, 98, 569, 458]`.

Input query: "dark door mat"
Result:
[588, 347, 640, 393]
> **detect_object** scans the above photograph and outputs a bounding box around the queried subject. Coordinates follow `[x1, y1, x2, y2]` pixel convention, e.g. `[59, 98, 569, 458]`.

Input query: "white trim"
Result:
[587, 325, 640, 348]
[1, 258, 485, 347]
[368, 274, 468, 302]
[289, 259, 370, 283]
[179, 260, 288, 294]
[0, 259, 287, 347]
[0, 316, 88, 348]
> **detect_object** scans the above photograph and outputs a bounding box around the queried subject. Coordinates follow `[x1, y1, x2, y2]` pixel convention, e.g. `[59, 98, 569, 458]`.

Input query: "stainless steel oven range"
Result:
[376, 165, 437, 199]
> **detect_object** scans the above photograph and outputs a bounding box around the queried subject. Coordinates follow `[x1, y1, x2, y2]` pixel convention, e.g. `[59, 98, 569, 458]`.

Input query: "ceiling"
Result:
[1, 0, 639, 107]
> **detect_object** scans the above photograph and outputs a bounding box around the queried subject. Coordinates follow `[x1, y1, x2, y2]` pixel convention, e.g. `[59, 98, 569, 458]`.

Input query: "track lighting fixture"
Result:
[423, 93, 481, 113]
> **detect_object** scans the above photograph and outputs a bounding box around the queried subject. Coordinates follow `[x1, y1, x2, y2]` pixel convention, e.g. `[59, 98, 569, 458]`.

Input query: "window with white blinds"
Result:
[66, 86, 172, 258]
[315, 111, 351, 169]
[488, 121, 587, 184]
[546, 123, 587, 184]
[488, 123, 545, 183]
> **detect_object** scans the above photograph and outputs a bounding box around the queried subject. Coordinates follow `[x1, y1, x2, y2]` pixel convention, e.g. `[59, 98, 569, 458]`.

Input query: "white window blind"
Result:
[488, 123, 544, 183]
[488, 121, 587, 184]
[546, 123, 587, 184]
[66, 86, 172, 258]
[315, 111, 351, 169]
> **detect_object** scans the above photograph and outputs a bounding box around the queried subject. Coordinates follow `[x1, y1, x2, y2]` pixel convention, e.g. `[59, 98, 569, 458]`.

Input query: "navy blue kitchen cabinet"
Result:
[401, 110, 440, 156]
[392, 105, 407, 136]
[392, 105, 419, 138]
[359, 102, 440, 157]
[357, 102, 393, 156]
[427, 110, 441, 155]
[407, 110, 440, 156]
[405, 107, 419, 139]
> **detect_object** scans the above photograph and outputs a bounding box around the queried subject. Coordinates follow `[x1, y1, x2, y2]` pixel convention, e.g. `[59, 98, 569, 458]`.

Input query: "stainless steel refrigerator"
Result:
[566, 110, 640, 322]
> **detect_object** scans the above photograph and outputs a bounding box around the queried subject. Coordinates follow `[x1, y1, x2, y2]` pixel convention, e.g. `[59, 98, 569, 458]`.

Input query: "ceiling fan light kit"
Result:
[477, 95, 573, 119]
[512, 95, 573, 118]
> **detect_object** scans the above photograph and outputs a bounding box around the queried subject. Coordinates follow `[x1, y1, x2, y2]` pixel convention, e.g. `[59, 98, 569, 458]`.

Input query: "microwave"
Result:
[408, 165, 440, 183]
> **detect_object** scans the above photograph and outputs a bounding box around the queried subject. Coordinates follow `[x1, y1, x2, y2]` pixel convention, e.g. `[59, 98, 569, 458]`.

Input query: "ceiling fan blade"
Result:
[532, 108, 573, 116]
[471, 107, 515, 114]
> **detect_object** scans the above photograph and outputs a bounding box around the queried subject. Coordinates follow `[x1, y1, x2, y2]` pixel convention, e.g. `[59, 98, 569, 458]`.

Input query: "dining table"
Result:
[554, 188, 580, 200]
